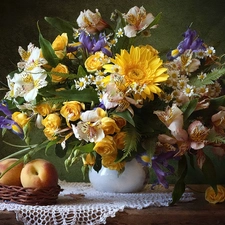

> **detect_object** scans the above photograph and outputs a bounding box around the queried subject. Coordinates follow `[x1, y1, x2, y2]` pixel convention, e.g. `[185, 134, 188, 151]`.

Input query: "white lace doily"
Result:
[0, 181, 195, 225]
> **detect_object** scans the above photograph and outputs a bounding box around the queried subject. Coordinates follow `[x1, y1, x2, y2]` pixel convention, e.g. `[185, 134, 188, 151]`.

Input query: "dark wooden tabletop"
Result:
[0, 185, 225, 225]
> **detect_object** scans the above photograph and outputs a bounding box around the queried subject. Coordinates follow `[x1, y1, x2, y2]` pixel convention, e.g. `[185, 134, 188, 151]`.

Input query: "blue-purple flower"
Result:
[0, 102, 24, 139]
[137, 151, 178, 189]
[167, 28, 206, 60]
[68, 31, 112, 57]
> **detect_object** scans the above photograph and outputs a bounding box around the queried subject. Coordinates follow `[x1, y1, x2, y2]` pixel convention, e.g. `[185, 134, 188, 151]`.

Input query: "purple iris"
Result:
[167, 28, 206, 60]
[68, 31, 112, 57]
[0, 101, 24, 139]
[137, 151, 178, 189]
[151, 151, 178, 189]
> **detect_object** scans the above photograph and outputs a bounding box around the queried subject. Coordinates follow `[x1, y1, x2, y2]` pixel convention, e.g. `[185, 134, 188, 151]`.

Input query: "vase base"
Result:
[89, 159, 147, 193]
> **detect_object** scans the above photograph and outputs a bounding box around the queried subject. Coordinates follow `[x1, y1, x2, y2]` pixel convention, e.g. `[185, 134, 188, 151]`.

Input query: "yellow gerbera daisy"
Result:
[103, 45, 168, 100]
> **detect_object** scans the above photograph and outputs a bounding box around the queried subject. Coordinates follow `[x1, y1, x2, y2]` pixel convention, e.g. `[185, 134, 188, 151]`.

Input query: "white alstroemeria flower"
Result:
[123, 6, 156, 38]
[72, 107, 106, 142]
[72, 121, 105, 143]
[11, 66, 47, 102]
[76, 9, 107, 33]
[80, 107, 106, 122]
[17, 43, 47, 71]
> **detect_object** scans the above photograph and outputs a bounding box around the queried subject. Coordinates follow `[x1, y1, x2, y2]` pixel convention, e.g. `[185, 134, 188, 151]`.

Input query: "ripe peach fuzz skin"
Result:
[20, 159, 58, 188]
[0, 158, 24, 186]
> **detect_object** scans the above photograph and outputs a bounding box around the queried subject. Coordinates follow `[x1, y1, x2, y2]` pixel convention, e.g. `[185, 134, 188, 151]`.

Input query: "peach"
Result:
[0, 158, 23, 186]
[20, 159, 58, 188]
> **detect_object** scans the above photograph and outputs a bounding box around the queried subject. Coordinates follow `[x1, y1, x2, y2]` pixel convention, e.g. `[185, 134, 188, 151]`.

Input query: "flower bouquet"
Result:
[0, 6, 225, 204]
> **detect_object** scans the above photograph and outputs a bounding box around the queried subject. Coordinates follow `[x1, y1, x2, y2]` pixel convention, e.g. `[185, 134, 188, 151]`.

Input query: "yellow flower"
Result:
[205, 185, 225, 204]
[93, 135, 117, 156]
[43, 127, 57, 140]
[82, 153, 96, 166]
[113, 131, 126, 150]
[60, 101, 85, 126]
[85, 51, 109, 73]
[52, 33, 68, 59]
[42, 113, 61, 129]
[50, 63, 69, 83]
[112, 115, 127, 129]
[103, 45, 168, 100]
[12, 112, 29, 128]
[101, 117, 120, 135]
[35, 103, 52, 116]
[102, 154, 126, 171]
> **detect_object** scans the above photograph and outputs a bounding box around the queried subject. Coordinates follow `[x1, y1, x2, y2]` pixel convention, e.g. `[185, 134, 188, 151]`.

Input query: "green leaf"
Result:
[76, 143, 95, 153]
[189, 67, 225, 87]
[181, 98, 198, 122]
[45, 17, 75, 41]
[48, 71, 76, 80]
[170, 155, 187, 205]
[139, 12, 162, 32]
[77, 65, 88, 78]
[46, 88, 99, 104]
[207, 129, 225, 144]
[112, 110, 135, 127]
[116, 123, 141, 162]
[210, 95, 225, 109]
[38, 24, 59, 67]
[202, 153, 217, 190]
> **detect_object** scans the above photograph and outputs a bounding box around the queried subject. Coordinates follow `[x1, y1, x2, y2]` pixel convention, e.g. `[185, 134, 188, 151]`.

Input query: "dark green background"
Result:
[0, 0, 225, 183]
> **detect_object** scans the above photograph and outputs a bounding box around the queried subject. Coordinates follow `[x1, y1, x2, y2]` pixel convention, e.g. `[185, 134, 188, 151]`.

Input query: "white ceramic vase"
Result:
[89, 159, 146, 193]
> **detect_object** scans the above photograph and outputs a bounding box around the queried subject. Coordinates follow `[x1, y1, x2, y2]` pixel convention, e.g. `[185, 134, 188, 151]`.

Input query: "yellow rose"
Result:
[52, 33, 68, 59]
[42, 113, 61, 129]
[85, 51, 108, 73]
[82, 153, 96, 166]
[60, 101, 85, 126]
[101, 117, 120, 135]
[112, 115, 127, 129]
[102, 154, 125, 171]
[113, 132, 126, 150]
[93, 135, 117, 156]
[51, 63, 68, 83]
[35, 103, 52, 116]
[205, 185, 225, 204]
[43, 127, 57, 140]
[12, 112, 29, 128]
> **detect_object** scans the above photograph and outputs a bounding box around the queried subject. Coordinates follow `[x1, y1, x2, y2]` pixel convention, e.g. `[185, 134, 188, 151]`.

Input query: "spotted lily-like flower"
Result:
[17, 43, 47, 71]
[154, 104, 186, 139]
[6, 66, 48, 102]
[123, 6, 156, 38]
[76, 9, 108, 33]
[188, 120, 210, 150]
[72, 107, 106, 142]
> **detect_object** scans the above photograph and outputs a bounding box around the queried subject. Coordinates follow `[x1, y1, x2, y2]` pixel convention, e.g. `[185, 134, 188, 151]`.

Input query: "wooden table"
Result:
[0, 185, 225, 225]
